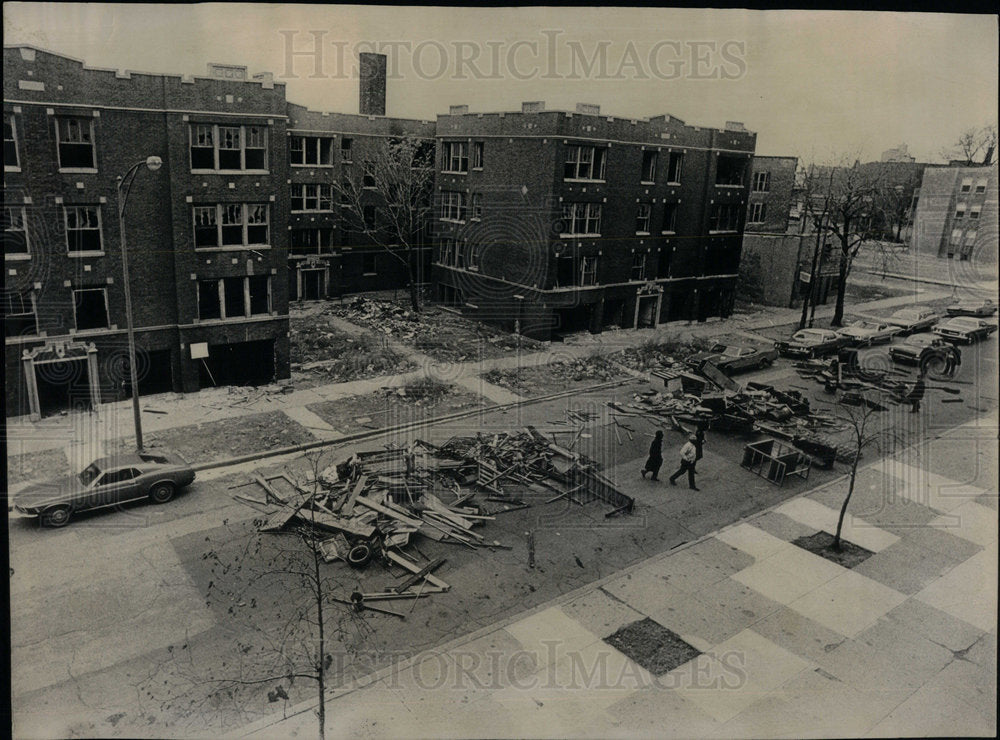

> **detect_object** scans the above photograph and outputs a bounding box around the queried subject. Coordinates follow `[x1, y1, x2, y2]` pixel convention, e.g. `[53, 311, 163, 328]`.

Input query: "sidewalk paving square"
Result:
[927, 500, 998, 547]
[749, 607, 847, 664]
[785, 569, 907, 639]
[774, 497, 900, 553]
[851, 536, 975, 595]
[914, 543, 998, 633]
[672, 628, 812, 724]
[881, 598, 985, 653]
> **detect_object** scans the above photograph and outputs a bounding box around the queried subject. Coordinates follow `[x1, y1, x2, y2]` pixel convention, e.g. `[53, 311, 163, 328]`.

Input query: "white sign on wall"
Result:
[190, 342, 209, 359]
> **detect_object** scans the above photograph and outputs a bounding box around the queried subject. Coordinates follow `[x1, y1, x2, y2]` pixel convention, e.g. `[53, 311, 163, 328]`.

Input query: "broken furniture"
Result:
[741, 438, 813, 486]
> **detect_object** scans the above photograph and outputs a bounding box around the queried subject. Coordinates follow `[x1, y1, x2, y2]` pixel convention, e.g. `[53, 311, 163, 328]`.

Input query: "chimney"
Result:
[359, 52, 387, 116]
[575, 103, 600, 115]
[521, 101, 545, 113]
[449, 105, 469, 115]
[983, 145, 995, 166]
[724, 121, 746, 132]
[252, 71, 274, 89]
[207, 63, 247, 80]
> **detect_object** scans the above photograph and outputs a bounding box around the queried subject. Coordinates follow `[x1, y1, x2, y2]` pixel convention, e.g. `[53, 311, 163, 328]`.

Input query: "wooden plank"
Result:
[385, 550, 450, 590]
[392, 557, 447, 593]
[354, 496, 423, 527]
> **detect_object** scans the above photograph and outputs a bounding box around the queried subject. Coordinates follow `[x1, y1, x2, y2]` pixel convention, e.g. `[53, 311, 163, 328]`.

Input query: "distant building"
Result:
[285, 102, 435, 301]
[745, 155, 798, 234]
[910, 165, 999, 262]
[431, 103, 757, 338]
[881, 143, 915, 163]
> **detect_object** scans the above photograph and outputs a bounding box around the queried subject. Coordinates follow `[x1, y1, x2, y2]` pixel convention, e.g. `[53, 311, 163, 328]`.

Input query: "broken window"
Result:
[752, 171, 771, 192]
[56, 116, 96, 169]
[189, 123, 268, 171]
[471, 193, 483, 219]
[641, 151, 657, 182]
[636, 203, 651, 233]
[221, 204, 244, 246]
[467, 242, 480, 270]
[555, 254, 575, 287]
[472, 141, 484, 169]
[73, 288, 109, 330]
[657, 248, 672, 278]
[198, 280, 222, 319]
[749, 202, 767, 223]
[440, 191, 467, 222]
[4, 207, 28, 255]
[443, 141, 469, 173]
[631, 252, 647, 280]
[666, 152, 683, 183]
[223, 276, 245, 318]
[193, 206, 218, 248]
[662, 203, 678, 233]
[340, 137, 353, 161]
[4, 112, 19, 169]
[709, 203, 741, 232]
[248, 275, 270, 315]
[950, 228, 963, 246]
[65, 205, 103, 253]
[716, 155, 746, 186]
[289, 228, 335, 254]
[362, 161, 376, 188]
[580, 255, 598, 286]
[291, 184, 333, 212]
[561, 203, 602, 235]
[564, 145, 606, 180]
[455, 242, 466, 269]
[246, 204, 269, 244]
[2, 290, 36, 335]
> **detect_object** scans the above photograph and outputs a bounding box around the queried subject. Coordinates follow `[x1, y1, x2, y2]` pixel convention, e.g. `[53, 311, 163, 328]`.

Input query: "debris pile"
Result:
[232, 431, 634, 617]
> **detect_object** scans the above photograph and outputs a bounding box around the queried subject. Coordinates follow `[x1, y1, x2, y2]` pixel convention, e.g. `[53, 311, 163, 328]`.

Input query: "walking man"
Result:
[641, 430, 664, 481]
[945, 344, 962, 378]
[669, 434, 700, 490]
[692, 424, 706, 472]
[906, 371, 927, 413]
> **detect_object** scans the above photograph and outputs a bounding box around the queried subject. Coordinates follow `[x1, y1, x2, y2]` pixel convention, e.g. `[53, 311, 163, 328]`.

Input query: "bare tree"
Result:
[942, 124, 998, 166]
[801, 161, 886, 326]
[335, 136, 435, 313]
[138, 452, 376, 738]
[829, 388, 899, 551]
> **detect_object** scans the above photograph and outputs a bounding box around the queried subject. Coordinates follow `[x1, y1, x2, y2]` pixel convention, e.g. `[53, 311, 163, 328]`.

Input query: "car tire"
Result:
[149, 482, 176, 504]
[347, 543, 374, 568]
[41, 505, 72, 528]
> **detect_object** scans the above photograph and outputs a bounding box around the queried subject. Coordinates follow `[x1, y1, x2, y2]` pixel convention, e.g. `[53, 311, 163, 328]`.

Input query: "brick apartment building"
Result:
[910, 164, 999, 263]
[431, 103, 756, 339]
[285, 102, 435, 301]
[3, 46, 290, 419]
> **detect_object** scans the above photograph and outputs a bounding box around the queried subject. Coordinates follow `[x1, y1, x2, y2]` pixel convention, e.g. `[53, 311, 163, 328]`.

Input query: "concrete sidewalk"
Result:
[237, 413, 997, 739]
[5, 287, 953, 467]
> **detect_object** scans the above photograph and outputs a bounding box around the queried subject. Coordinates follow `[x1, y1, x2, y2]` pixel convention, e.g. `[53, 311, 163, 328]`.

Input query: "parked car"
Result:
[889, 332, 952, 367]
[835, 320, 900, 347]
[884, 307, 940, 335]
[686, 343, 779, 374]
[13, 452, 195, 527]
[775, 329, 848, 359]
[946, 299, 997, 318]
[933, 316, 998, 344]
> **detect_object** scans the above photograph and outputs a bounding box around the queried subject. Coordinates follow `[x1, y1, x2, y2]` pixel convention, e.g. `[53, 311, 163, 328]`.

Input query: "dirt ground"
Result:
[324, 296, 547, 363]
[483, 355, 630, 397]
[306, 381, 487, 435]
[114, 411, 318, 464]
[6, 447, 71, 486]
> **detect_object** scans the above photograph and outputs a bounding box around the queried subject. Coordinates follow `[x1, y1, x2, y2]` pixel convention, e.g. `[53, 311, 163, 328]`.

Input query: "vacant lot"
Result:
[483, 355, 629, 397]
[325, 296, 546, 363]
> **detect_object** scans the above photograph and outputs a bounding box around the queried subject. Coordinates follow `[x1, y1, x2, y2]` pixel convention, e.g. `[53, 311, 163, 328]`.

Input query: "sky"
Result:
[4, 4, 997, 163]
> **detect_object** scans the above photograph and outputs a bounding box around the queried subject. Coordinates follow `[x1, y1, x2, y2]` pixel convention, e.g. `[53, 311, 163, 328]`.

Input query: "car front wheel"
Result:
[149, 482, 176, 504]
[41, 505, 72, 528]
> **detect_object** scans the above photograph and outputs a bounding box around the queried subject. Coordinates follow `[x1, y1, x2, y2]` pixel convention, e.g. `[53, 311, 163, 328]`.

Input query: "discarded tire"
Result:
[347, 544, 373, 568]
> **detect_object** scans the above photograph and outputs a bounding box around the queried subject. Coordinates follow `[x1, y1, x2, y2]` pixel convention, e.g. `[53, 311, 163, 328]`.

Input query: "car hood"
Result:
[839, 327, 874, 336]
[15, 476, 83, 507]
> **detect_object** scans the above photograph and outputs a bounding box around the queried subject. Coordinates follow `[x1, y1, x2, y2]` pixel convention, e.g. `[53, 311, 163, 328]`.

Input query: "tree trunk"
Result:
[799, 223, 824, 330]
[831, 247, 849, 327]
[312, 532, 326, 740]
[834, 451, 861, 551]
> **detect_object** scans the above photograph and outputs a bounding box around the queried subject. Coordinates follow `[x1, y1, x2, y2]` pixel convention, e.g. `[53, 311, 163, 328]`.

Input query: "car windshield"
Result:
[722, 346, 745, 357]
[951, 318, 978, 328]
[849, 321, 876, 329]
[793, 330, 823, 341]
[79, 463, 102, 486]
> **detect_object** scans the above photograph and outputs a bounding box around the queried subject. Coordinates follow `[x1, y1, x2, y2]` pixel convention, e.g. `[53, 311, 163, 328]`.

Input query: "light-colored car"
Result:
[946, 299, 997, 318]
[687, 343, 779, 374]
[775, 329, 848, 359]
[13, 452, 196, 527]
[933, 316, 998, 344]
[884, 308, 940, 335]
[835, 320, 900, 347]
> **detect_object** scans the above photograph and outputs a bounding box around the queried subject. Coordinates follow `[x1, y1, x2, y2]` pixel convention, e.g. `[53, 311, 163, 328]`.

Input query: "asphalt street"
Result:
[8, 335, 997, 738]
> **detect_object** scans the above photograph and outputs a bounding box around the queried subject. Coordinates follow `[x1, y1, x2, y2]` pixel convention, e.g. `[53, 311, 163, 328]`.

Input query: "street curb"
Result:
[191, 376, 636, 475]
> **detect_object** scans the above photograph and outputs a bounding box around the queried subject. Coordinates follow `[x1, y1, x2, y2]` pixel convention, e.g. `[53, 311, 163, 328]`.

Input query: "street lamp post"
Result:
[117, 155, 162, 452]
